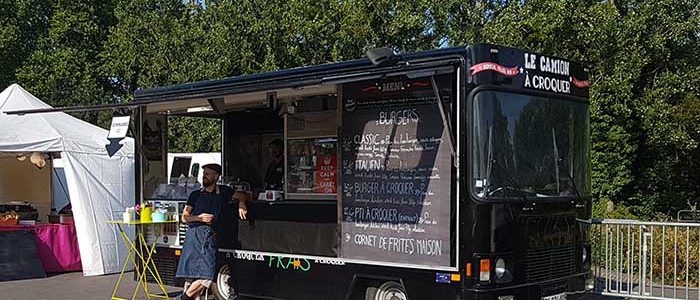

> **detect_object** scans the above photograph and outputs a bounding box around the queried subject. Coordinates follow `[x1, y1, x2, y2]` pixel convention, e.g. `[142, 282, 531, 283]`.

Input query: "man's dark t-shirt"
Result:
[186, 185, 238, 248]
[264, 159, 284, 190]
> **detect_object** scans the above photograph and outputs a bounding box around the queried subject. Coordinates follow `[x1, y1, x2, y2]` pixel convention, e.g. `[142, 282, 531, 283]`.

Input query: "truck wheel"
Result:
[365, 281, 407, 300]
[211, 264, 234, 300]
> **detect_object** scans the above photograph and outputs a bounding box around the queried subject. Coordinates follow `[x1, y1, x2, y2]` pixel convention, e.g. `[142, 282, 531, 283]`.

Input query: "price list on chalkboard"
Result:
[340, 76, 453, 267]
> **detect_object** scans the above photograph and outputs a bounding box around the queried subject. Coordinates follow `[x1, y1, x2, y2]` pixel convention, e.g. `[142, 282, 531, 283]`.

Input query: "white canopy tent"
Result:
[0, 84, 134, 276]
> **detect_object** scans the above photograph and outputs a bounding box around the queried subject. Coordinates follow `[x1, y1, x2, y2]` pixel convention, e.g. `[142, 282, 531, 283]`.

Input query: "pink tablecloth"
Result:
[0, 223, 82, 273]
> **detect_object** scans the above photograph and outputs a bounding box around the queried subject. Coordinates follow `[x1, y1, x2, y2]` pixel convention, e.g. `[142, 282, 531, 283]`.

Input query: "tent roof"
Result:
[0, 84, 133, 156]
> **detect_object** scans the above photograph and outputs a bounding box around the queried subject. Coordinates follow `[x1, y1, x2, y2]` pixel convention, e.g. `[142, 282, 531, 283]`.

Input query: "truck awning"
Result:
[5, 48, 465, 116]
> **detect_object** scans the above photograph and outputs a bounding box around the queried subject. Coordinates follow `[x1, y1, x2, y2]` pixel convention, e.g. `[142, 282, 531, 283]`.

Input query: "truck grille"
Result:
[525, 244, 575, 282]
[523, 214, 577, 282]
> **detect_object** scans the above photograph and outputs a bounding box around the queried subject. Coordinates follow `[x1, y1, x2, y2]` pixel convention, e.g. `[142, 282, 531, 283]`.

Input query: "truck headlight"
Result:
[495, 258, 506, 279]
[582, 245, 591, 270]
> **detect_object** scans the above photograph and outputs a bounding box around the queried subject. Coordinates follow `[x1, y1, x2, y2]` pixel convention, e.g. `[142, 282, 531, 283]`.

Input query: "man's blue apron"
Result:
[176, 225, 218, 280]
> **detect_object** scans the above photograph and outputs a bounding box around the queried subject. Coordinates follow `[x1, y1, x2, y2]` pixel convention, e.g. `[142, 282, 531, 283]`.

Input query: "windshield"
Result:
[472, 91, 591, 199]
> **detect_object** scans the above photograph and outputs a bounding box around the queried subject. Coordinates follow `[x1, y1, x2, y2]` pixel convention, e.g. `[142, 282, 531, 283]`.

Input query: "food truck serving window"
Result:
[284, 96, 338, 199]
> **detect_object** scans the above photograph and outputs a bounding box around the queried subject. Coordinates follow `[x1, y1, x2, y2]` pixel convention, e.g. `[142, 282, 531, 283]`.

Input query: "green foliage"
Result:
[167, 116, 221, 153]
[1, 0, 698, 218]
[203, 0, 442, 73]
[592, 198, 638, 220]
[101, 0, 212, 91]
[445, 0, 700, 218]
[100, 0, 220, 149]
[0, 0, 20, 87]
[99, 0, 444, 152]
[15, 0, 114, 126]
[0, 0, 49, 88]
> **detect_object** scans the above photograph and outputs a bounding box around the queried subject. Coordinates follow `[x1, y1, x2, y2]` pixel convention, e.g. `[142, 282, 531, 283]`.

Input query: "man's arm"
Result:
[233, 192, 248, 220]
[181, 205, 200, 223]
[238, 199, 248, 220]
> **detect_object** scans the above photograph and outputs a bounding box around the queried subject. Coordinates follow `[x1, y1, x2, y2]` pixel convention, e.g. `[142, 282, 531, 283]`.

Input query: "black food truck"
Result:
[12, 44, 593, 300]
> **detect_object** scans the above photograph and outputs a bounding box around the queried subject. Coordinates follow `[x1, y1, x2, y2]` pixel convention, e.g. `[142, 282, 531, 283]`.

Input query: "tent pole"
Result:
[134, 107, 143, 207]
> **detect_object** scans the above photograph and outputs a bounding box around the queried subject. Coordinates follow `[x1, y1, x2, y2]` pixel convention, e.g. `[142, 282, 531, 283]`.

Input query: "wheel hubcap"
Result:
[375, 282, 407, 300]
[216, 265, 231, 299]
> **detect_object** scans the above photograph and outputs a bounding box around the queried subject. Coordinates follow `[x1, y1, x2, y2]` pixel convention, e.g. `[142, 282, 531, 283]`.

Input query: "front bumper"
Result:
[463, 272, 593, 300]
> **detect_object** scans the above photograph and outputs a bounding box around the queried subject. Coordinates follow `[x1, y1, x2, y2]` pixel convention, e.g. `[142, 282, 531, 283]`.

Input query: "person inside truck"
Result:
[175, 163, 246, 300]
[263, 139, 285, 190]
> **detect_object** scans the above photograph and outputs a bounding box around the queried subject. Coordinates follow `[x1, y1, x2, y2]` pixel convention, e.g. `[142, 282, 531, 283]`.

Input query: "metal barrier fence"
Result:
[591, 219, 700, 300]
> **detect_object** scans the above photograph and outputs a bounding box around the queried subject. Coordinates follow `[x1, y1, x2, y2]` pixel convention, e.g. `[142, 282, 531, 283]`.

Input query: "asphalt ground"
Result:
[0, 272, 626, 300]
[0, 271, 183, 300]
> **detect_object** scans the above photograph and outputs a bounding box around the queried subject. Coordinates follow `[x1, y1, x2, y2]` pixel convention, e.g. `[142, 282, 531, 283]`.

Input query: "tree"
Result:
[202, 0, 442, 73]
[101, 0, 222, 152]
[101, 0, 445, 153]
[0, 0, 50, 88]
[16, 0, 115, 126]
[442, 0, 700, 217]
[4, 0, 698, 218]
[0, 0, 21, 87]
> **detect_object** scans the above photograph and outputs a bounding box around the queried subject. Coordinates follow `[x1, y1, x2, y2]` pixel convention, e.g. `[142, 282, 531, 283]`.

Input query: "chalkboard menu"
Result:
[0, 230, 46, 281]
[340, 75, 453, 267]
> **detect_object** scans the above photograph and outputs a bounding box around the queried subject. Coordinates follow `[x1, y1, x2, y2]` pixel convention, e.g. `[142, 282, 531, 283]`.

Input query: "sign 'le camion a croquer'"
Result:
[470, 52, 589, 96]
